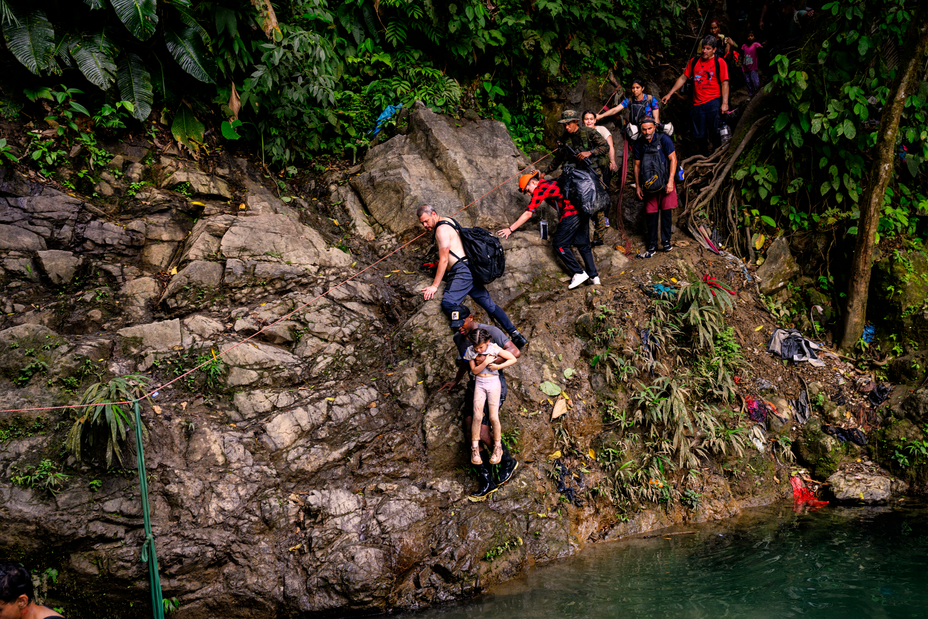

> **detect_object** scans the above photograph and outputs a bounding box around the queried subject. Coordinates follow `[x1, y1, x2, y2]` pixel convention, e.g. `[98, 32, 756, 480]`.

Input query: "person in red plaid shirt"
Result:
[498, 170, 599, 289]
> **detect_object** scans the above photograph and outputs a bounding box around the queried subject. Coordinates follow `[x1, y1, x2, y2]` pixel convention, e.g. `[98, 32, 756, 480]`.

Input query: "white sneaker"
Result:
[591, 276, 601, 285]
[569, 272, 590, 289]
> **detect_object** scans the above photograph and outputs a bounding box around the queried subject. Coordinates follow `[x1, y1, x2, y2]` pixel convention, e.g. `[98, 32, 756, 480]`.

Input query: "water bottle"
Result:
[720, 122, 731, 143]
[540, 220, 548, 240]
[677, 165, 685, 183]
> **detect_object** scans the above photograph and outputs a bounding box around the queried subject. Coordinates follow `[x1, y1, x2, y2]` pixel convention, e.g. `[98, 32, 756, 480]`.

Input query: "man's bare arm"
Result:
[422, 226, 453, 299]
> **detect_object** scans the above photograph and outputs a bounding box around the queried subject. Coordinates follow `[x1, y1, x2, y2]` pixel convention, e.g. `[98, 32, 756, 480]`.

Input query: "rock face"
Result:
[827, 470, 902, 503]
[1, 121, 782, 619]
[351, 102, 530, 236]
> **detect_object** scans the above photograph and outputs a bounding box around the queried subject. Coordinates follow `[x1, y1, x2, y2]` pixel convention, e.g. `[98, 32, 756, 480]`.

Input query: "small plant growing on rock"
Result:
[12, 459, 69, 494]
[65, 374, 151, 467]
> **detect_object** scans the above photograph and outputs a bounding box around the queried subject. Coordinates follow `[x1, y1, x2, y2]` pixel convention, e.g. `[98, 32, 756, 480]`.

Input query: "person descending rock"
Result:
[464, 327, 517, 466]
[444, 305, 521, 501]
[546, 109, 611, 245]
[418, 204, 527, 349]
[0, 562, 65, 619]
[498, 169, 600, 289]
[634, 117, 677, 258]
[582, 110, 618, 246]
[662, 36, 730, 155]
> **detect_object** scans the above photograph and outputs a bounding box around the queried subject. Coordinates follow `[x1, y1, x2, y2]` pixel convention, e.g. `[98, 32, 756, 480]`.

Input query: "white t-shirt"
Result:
[465, 342, 503, 375]
[594, 125, 611, 142]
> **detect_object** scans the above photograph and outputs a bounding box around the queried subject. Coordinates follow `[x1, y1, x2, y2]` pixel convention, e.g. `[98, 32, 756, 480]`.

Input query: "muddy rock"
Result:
[756, 237, 799, 295]
[798, 417, 842, 478]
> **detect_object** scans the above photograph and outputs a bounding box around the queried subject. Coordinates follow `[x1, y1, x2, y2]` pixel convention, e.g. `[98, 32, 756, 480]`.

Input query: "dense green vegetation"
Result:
[0, 0, 690, 166]
[729, 0, 928, 250]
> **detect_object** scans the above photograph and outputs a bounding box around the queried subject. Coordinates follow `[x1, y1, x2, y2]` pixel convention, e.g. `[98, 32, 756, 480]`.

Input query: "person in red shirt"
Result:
[662, 35, 730, 155]
[498, 171, 600, 290]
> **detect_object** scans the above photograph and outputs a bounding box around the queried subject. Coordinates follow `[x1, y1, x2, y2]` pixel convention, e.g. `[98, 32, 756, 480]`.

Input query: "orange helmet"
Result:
[518, 171, 541, 193]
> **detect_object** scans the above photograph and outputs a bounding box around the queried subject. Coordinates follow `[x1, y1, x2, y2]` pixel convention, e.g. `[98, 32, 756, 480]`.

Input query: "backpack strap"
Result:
[715, 56, 722, 87]
[434, 218, 464, 261]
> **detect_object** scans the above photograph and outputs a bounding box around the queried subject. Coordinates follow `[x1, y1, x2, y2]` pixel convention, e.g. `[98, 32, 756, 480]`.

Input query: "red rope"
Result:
[0, 152, 554, 414]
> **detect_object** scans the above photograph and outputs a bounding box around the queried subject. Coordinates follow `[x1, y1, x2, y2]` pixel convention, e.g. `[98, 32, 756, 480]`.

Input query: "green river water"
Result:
[398, 501, 928, 619]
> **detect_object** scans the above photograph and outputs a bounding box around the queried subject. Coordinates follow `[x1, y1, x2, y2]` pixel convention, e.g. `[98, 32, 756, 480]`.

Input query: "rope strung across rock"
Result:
[0, 150, 555, 618]
[0, 150, 552, 414]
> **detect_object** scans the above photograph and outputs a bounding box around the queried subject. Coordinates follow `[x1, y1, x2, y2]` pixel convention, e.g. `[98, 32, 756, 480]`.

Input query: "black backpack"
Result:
[558, 166, 610, 216]
[640, 137, 669, 194]
[435, 218, 506, 285]
[628, 94, 655, 126]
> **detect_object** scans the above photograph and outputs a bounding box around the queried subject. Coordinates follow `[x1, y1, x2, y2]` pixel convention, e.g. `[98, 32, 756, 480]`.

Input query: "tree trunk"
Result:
[838, 9, 928, 351]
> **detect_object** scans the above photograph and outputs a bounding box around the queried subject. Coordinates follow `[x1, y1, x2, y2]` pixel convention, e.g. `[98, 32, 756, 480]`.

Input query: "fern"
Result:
[117, 52, 153, 121]
[2, 8, 54, 74]
[384, 20, 407, 46]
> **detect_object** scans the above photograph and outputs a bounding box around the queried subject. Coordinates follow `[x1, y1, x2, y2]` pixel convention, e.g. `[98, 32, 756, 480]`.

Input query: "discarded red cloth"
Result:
[703, 274, 736, 296]
[790, 475, 828, 511]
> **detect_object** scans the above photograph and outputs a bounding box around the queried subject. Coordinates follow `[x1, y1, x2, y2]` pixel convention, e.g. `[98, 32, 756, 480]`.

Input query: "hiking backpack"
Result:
[627, 94, 655, 126]
[558, 166, 610, 216]
[435, 218, 506, 285]
[639, 137, 669, 194]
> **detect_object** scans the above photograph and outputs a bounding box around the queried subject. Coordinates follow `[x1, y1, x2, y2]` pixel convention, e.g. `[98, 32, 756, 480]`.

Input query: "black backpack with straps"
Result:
[628, 94, 655, 126]
[640, 137, 670, 194]
[435, 218, 506, 285]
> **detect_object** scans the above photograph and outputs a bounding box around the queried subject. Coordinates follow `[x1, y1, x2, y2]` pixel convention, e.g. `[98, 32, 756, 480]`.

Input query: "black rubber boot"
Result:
[467, 462, 498, 502]
[497, 443, 519, 486]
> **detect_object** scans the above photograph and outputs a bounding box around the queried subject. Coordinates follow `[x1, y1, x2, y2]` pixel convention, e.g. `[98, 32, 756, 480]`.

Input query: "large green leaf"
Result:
[117, 52, 152, 121]
[3, 8, 54, 74]
[69, 37, 117, 90]
[109, 0, 157, 41]
[165, 24, 215, 83]
[171, 103, 205, 152]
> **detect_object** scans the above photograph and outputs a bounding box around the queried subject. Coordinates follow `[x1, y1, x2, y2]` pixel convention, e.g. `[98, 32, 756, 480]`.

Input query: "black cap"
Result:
[449, 305, 472, 329]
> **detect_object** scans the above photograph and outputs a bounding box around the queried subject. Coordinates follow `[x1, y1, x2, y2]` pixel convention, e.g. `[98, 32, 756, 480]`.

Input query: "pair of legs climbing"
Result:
[441, 261, 527, 348]
[464, 374, 518, 502]
[471, 375, 502, 465]
[552, 212, 599, 289]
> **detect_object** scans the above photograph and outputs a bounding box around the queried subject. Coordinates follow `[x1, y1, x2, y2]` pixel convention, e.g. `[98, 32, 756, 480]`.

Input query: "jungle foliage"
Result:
[0, 0, 691, 165]
[732, 0, 928, 245]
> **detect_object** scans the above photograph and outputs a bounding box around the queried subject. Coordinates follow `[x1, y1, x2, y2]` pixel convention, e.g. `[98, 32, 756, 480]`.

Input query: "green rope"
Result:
[134, 400, 166, 619]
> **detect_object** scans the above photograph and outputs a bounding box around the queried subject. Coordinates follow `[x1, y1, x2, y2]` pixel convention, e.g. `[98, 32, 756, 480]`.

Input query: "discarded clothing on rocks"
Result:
[868, 383, 892, 407]
[822, 425, 867, 446]
[767, 328, 826, 367]
[789, 388, 811, 425]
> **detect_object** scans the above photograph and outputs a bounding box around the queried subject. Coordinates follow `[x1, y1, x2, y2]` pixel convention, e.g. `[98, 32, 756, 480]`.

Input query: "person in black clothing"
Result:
[547, 109, 611, 244]
[0, 562, 65, 619]
[443, 305, 520, 501]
